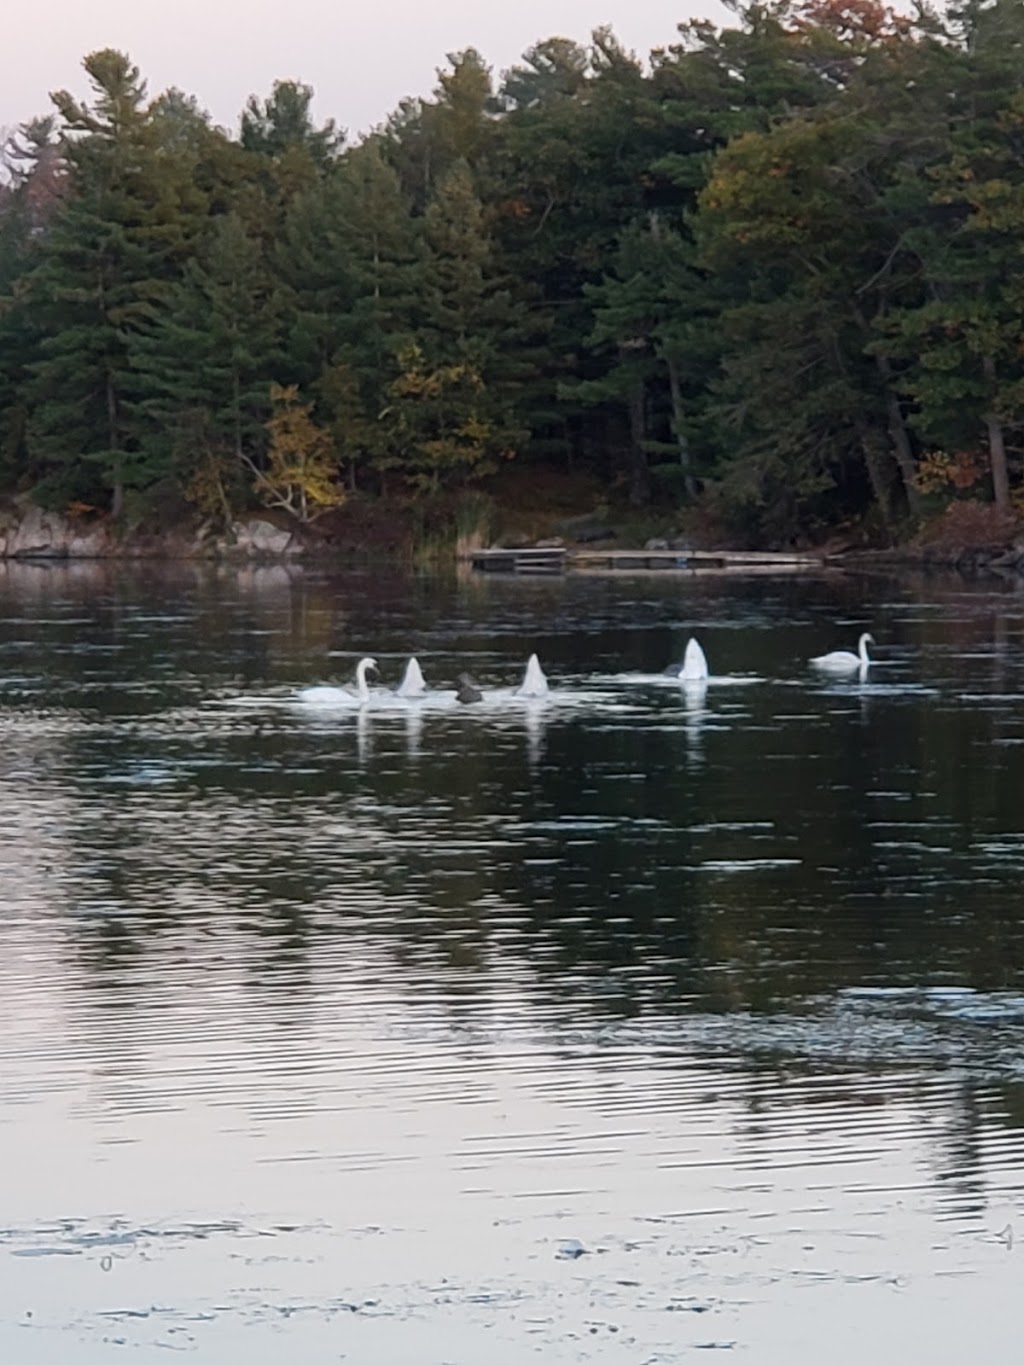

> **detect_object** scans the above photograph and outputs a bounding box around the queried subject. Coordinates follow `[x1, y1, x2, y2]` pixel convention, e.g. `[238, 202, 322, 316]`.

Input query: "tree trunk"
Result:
[874, 353, 920, 514]
[850, 305, 919, 514]
[232, 371, 243, 459]
[854, 416, 894, 530]
[105, 373, 124, 519]
[626, 372, 651, 506]
[983, 356, 1011, 511]
[665, 353, 697, 499]
[214, 457, 231, 526]
[985, 412, 1011, 511]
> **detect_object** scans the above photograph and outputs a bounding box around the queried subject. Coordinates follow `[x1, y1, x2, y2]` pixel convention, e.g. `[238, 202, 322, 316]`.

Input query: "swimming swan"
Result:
[678, 637, 709, 683]
[810, 632, 874, 673]
[396, 656, 427, 698]
[297, 656, 379, 706]
[517, 653, 549, 698]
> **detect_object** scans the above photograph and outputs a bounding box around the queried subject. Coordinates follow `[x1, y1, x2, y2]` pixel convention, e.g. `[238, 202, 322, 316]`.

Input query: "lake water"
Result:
[1, 559, 1023, 1363]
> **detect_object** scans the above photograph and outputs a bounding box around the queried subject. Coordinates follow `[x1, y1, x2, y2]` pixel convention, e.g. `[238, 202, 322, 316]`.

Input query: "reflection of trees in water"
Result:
[923, 1080, 988, 1218]
[49, 664, 1024, 1037]
[722, 1065, 1011, 1223]
[8, 564, 1024, 1151]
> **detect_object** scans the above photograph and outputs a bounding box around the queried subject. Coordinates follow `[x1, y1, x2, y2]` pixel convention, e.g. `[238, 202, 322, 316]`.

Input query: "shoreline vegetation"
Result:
[2, 2, 1024, 567]
[1, 494, 1021, 581]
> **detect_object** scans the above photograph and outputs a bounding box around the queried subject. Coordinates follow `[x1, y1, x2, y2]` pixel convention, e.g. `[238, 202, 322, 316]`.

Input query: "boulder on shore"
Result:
[0, 503, 311, 561]
[227, 519, 297, 557]
[0, 504, 111, 558]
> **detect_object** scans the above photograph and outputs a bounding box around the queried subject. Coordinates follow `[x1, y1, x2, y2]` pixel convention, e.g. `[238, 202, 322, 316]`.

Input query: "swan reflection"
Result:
[523, 701, 547, 769]
[356, 706, 372, 765]
[682, 678, 709, 766]
[404, 703, 424, 761]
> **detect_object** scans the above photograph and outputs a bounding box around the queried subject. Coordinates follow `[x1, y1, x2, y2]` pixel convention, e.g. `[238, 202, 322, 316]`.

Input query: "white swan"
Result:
[678, 637, 709, 683]
[810, 632, 874, 673]
[396, 656, 427, 698]
[517, 653, 549, 698]
[297, 656, 379, 706]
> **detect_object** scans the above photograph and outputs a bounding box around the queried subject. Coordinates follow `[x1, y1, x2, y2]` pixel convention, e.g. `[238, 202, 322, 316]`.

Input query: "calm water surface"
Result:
[1, 560, 1024, 1363]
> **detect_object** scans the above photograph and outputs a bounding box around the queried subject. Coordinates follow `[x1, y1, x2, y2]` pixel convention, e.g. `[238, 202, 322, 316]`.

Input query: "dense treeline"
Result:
[1, 0, 1023, 545]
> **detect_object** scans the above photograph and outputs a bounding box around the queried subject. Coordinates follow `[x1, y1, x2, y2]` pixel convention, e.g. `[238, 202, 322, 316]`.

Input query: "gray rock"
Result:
[7, 505, 70, 557]
[66, 529, 109, 557]
[232, 519, 293, 556]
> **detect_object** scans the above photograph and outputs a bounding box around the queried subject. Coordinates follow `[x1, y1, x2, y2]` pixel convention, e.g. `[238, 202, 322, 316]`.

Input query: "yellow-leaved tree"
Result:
[245, 383, 345, 522]
[381, 343, 508, 492]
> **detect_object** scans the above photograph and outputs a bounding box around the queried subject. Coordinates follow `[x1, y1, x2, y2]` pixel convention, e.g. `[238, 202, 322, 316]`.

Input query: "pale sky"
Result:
[1, 0, 728, 140]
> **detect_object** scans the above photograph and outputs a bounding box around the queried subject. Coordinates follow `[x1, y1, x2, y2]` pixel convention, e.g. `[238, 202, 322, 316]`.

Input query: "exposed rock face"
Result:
[0, 504, 307, 560]
[227, 519, 297, 557]
[0, 504, 106, 558]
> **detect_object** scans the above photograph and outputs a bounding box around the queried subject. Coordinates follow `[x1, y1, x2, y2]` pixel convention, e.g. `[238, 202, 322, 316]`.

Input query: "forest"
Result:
[1, 0, 1024, 550]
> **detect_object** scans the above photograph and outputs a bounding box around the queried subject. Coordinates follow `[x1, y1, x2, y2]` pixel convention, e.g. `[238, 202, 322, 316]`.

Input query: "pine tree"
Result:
[394, 159, 533, 488]
[572, 217, 707, 505]
[281, 140, 422, 487]
[127, 210, 285, 511]
[240, 79, 343, 170]
[24, 50, 204, 513]
[496, 38, 589, 113]
[0, 118, 63, 487]
[383, 49, 496, 208]
[489, 27, 684, 481]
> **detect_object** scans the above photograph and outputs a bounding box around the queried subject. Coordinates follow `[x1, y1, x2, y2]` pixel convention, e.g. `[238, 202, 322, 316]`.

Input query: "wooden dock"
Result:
[469, 546, 825, 575]
[470, 547, 567, 574]
[569, 547, 825, 573]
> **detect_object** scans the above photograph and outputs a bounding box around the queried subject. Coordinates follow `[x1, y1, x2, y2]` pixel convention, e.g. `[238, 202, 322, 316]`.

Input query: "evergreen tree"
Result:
[878, 0, 1024, 511]
[496, 38, 589, 113]
[128, 210, 285, 510]
[489, 28, 666, 477]
[0, 118, 63, 486]
[394, 159, 533, 488]
[690, 4, 955, 533]
[240, 79, 343, 170]
[24, 50, 204, 512]
[281, 140, 422, 488]
[383, 49, 495, 208]
[3, 8, 1024, 543]
[572, 216, 707, 505]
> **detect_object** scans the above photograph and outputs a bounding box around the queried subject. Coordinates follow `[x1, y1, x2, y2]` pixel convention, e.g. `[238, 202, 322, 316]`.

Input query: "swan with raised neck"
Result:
[353, 656, 379, 700]
[810, 632, 873, 673]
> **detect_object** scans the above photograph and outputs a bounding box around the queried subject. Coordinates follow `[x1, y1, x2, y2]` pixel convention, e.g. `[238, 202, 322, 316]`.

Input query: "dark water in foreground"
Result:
[1, 560, 1024, 1363]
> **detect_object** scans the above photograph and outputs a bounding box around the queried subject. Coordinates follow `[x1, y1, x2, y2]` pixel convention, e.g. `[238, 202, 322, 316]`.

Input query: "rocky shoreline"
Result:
[0, 505, 304, 561]
[3, 501, 1024, 576]
[840, 541, 1024, 577]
